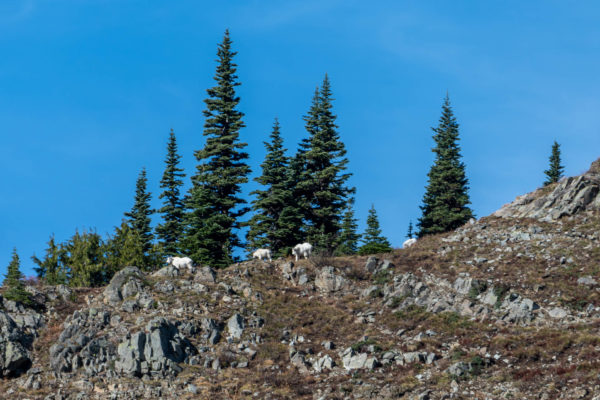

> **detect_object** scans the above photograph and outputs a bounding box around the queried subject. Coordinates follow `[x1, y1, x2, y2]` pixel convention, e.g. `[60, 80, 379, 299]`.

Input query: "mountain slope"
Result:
[3, 161, 600, 399]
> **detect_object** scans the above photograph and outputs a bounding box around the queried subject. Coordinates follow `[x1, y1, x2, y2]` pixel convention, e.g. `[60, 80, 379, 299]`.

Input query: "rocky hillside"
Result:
[5, 162, 600, 399]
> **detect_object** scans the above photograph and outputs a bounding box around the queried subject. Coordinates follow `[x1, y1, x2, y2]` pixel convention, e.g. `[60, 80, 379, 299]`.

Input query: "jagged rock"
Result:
[365, 257, 378, 273]
[196, 266, 216, 284]
[200, 318, 222, 345]
[115, 317, 196, 378]
[502, 297, 539, 324]
[152, 266, 180, 278]
[49, 308, 112, 375]
[227, 314, 244, 339]
[313, 354, 335, 372]
[104, 267, 146, 305]
[493, 160, 600, 221]
[0, 311, 31, 377]
[289, 349, 310, 373]
[315, 266, 347, 292]
[341, 348, 368, 370]
[446, 361, 471, 377]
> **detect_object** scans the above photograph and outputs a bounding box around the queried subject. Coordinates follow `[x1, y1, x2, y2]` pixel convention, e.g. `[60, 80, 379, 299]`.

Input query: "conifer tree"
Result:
[105, 221, 145, 274]
[125, 168, 154, 255]
[335, 199, 361, 255]
[544, 140, 564, 186]
[406, 221, 414, 239]
[3, 249, 32, 305]
[358, 205, 392, 255]
[296, 75, 354, 251]
[32, 235, 68, 285]
[65, 229, 105, 287]
[246, 119, 301, 257]
[184, 30, 250, 268]
[156, 129, 186, 255]
[418, 95, 473, 237]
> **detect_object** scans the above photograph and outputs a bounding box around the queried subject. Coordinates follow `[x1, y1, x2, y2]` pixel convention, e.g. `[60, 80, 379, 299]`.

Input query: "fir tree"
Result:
[418, 95, 473, 237]
[65, 229, 106, 287]
[544, 140, 564, 186]
[358, 205, 392, 255]
[406, 221, 414, 239]
[105, 221, 146, 274]
[246, 119, 301, 257]
[32, 235, 68, 285]
[3, 249, 32, 305]
[335, 199, 361, 255]
[125, 168, 154, 255]
[184, 30, 250, 268]
[297, 75, 354, 251]
[156, 129, 186, 255]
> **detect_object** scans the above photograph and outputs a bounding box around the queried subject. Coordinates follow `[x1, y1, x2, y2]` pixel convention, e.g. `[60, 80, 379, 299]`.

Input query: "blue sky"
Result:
[2, 0, 600, 277]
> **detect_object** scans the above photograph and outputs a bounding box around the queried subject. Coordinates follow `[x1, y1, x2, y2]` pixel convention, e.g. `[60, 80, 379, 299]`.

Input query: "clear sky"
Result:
[2, 0, 600, 277]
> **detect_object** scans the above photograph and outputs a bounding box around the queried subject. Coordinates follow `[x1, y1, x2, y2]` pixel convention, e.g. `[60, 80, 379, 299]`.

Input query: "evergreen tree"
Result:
[125, 168, 154, 255]
[3, 249, 31, 305]
[296, 75, 354, 251]
[104, 221, 146, 274]
[156, 129, 186, 255]
[65, 229, 106, 287]
[246, 119, 301, 257]
[418, 95, 473, 237]
[406, 221, 414, 239]
[335, 199, 361, 255]
[184, 30, 250, 268]
[543, 140, 564, 186]
[32, 235, 68, 285]
[358, 205, 392, 255]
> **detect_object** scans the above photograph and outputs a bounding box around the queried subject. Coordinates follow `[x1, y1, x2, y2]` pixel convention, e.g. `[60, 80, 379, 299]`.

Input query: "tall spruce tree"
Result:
[3, 249, 31, 305]
[296, 75, 354, 252]
[156, 129, 186, 255]
[125, 168, 154, 255]
[406, 221, 414, 239]
[358, 205, 392, 255]
[418, 95, 473, 237]
[246, 119, 301, 257]
[32, 235, 68, 285]
[544, 140, 564, 186]
[184, 30, 250, 268]
[335, 199, 361, 255]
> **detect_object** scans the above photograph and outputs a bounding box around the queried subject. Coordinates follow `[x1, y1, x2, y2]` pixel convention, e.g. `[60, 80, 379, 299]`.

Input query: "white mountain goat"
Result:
[403, 238, 417, 248]
[166, 256, 194, 272]
[252, 248, 272, 262]
[292, 242, 312, 261]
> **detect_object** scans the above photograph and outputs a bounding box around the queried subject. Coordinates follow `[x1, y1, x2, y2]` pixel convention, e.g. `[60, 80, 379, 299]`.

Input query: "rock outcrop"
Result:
[115, 317, 197, 378]
[0, 311, 31, 377]
[493, 158, 600, 220]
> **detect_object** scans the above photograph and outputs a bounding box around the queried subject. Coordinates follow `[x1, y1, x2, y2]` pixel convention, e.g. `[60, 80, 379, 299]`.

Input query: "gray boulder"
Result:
[227, 314, 244, 339]
[196, 266, 216, 284]
[315, 266, 347, 292]
[104, 267, 146, 305]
